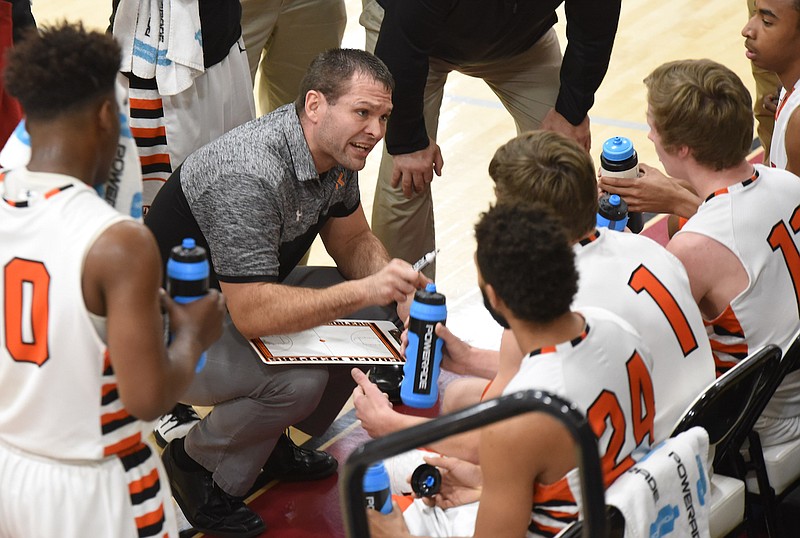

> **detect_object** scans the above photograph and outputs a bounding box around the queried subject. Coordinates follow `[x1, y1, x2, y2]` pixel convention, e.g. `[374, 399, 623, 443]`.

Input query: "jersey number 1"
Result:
[628, 264, 699, 357]
[4, 258, 50, 366]
[767, 204, 800, 317]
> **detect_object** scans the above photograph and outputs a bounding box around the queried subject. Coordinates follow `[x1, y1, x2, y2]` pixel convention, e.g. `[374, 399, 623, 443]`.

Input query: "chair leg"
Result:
[747, 432, 782, 537]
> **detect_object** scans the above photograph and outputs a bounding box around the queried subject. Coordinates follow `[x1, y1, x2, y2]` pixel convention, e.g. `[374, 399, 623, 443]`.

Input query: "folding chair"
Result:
[340, 390, 609, 538]
[555, 506, 624, 538]
[740, 332, 800, 537]
[670, 344, 782, 537]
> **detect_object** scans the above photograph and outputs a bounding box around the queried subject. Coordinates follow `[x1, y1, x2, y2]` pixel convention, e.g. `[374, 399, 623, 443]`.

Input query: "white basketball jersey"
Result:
[0, 168, 147, 460]
[678, 164, 800, 419]
[769, 80, 800, 171]
[573, 229, 715, 441]
[503, 307, 656, 538]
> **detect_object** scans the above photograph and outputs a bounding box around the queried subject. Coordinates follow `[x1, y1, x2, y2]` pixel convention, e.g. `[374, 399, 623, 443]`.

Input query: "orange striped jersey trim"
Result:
[704, 304, 747, 376]
[100, 350, 145, 457]
[530, 478, 579, 537]
[2, 183, 74, 207]
[528, 326, 590, 358]
[129, 468, 161, 496]
[131, 126, 167, 138]
[139, 153, 171, 166]
[776, 85, 797, 121]
[704, 170, 760, 203]
[480, 379, 494, 402]
[577, 230, 600, 247]
[393, 494, 416, 512]
[118, 442, 169, 537]
[130, 97, 164, 111]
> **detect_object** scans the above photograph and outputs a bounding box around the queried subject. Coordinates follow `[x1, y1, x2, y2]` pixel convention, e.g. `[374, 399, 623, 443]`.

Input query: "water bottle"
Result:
[167, 238, 210, 373]
[363, 461, 392, 514]
[597, 193, 629, 232]
[401, 283, 447, 408]
[600, 136, 642, 233]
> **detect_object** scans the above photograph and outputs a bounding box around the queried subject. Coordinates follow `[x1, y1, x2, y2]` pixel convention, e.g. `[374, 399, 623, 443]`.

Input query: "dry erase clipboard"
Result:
[249, 320, 404, 365]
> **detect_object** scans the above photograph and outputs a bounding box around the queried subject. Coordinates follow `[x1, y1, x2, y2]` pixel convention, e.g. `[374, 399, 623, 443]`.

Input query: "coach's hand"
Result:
[391, 138, 444, 198]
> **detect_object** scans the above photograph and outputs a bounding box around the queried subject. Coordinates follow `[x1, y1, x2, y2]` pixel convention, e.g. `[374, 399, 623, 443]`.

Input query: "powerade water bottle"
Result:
[600, 136, 642, 233]
[363, 461, 392, 514]
[597, 193, 629, 231]
[167, 238, 210, 373]
[401, 283, 447, 408]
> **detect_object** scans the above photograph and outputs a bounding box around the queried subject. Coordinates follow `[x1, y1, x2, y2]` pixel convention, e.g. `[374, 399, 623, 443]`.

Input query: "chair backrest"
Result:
[670, 344, 782, 466]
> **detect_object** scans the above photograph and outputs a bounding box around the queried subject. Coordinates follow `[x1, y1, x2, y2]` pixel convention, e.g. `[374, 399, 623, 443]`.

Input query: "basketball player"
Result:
[650, 59, 800, 447]
[0, 23, 225, 537]
[743, 0, 800, 174]
[354, 131, 713, 463]
[359, 203, 656, 537]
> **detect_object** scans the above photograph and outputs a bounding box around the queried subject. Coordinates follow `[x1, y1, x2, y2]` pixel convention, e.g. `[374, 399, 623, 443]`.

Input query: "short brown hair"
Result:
[488, 131, 598, 242]
[644, 59, 752, 171]
[294, 48, 394, 114]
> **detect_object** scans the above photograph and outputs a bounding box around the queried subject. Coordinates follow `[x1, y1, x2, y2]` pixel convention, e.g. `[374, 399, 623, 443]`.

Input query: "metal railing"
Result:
[340, 389, 607, 538]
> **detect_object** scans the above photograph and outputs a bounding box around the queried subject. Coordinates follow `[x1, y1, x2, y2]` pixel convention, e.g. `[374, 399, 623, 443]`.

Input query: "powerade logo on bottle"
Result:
[409, 319, 436, 393]
[363, 462, 392, 514]
[401, 283, 447, 408]
[364, 489, 390, 512]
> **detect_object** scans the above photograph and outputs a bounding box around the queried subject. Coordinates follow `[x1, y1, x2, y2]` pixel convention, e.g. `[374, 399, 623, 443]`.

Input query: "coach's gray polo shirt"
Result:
[180, 104, 360, 283]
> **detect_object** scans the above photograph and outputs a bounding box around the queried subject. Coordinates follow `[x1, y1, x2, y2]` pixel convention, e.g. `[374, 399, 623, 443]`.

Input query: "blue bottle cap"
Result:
[602, 136, 635, 161]
[182, 237, 196, 249]
[425, 283, 437, 293]
[609, 194, 622, 206]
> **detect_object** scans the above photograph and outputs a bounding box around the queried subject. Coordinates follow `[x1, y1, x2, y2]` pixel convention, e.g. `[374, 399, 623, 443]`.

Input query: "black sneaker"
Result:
[154, 403, 200, 448]
[162, 439, 266, 538]
[368, 364, 404, 404]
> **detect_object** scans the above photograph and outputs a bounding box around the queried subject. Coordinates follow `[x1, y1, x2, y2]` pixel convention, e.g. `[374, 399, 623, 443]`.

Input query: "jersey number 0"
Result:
[3, 258, 50, 366]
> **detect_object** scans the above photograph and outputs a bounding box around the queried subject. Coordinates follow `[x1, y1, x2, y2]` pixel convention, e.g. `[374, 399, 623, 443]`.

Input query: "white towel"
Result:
[605, 427, 712, 538]
[384, 448, 440, 495]
[113, 0, 204, 96]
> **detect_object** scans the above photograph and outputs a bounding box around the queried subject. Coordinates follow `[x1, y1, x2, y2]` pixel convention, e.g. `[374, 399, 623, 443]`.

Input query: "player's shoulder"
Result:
[585, 230, 685, 273]
[578, 305, 640, 339]
[90, 220, 160, 271]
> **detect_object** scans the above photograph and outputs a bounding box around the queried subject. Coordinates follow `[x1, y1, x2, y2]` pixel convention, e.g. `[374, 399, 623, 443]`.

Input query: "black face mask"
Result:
[481, 288, 510, 329]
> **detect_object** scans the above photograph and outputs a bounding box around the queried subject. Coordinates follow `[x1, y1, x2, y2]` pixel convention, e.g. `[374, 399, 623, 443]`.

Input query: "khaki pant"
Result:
[361, 0, 562, 277]
[241, 0, 347, 115]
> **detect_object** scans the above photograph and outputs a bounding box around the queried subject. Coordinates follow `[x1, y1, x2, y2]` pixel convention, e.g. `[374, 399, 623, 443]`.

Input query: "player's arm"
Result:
[473, 412, 576, 538]
[784, 107, 800, 177]
[667, 231, 746, 320]
[83, 221, 225, 421]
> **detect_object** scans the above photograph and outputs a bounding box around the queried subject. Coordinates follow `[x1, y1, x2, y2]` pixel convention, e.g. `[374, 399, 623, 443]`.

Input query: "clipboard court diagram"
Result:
[249, 320, 405, 365]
